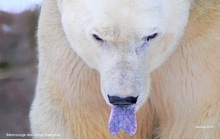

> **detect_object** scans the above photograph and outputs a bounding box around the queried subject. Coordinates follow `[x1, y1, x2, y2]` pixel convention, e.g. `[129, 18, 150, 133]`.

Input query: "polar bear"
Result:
[30, 0, 220, 138]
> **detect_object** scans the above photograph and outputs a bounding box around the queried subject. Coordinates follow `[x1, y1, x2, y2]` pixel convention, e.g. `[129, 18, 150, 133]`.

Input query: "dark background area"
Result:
[0, 10, 39, 139]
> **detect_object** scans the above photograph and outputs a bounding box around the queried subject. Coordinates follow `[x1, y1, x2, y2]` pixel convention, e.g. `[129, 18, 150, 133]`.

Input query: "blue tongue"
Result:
[108, 106, 137, 136]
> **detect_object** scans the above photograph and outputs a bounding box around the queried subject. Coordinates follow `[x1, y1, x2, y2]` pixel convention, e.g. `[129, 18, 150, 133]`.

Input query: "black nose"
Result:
[108, 95, 138, 106]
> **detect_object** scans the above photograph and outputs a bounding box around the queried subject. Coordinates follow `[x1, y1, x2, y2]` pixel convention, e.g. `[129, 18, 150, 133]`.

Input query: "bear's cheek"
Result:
[61, 17, 102, 69]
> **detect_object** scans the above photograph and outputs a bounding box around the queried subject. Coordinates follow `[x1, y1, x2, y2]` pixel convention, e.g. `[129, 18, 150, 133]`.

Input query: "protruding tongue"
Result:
[108, 106, 137, 136]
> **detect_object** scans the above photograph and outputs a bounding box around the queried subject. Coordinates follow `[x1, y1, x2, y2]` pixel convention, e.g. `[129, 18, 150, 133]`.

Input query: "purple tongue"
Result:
[108, 106, 137, 136]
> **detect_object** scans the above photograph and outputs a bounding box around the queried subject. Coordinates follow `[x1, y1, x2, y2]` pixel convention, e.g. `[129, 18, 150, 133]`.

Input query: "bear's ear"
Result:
[0, 0, 43, 13]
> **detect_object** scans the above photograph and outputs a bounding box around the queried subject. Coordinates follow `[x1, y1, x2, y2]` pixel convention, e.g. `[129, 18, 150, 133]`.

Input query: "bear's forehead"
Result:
[88, 0, 163, 21]
[87, 1, 164, 35]
[86, 0, 163, 12]
[83, 0, 165, 47]
[92, 17, 160, 47]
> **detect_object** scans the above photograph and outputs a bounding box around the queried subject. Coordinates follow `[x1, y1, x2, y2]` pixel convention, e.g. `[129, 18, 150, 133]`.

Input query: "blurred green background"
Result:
[0, 10, 39, 139]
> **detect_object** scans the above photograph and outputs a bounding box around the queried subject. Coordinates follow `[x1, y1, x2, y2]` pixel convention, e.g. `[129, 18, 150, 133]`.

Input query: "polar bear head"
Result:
[58, 0, 191, 108]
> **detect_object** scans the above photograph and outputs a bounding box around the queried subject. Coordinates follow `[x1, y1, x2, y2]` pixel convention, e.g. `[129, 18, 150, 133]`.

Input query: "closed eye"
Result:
[144, 33, 158, 41]
[92, 34, 104, 43]
[135, 33, 158, 54]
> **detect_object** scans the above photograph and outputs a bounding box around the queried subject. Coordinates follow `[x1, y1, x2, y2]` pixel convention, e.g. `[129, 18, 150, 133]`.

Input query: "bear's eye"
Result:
[144, 33, 158, 42]
[92, 34, 104, 43]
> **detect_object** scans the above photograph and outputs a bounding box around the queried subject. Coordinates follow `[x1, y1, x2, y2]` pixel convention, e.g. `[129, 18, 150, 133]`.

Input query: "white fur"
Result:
[59, 0, 191, 107]
[0, 0, 43, 13]
[30, 0, 220, 138]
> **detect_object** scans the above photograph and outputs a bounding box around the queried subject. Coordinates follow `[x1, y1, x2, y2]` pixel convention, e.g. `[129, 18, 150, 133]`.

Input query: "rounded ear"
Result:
[0, 0, 43, 13]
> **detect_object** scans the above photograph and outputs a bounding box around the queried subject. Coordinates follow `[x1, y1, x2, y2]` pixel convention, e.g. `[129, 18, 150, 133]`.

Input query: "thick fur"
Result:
[30, 0, 220, 138]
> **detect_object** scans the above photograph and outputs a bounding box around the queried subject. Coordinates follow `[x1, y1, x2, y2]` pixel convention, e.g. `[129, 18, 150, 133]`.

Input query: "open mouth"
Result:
[107, 95, 138, 136]
[108, 105, 137, 136]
